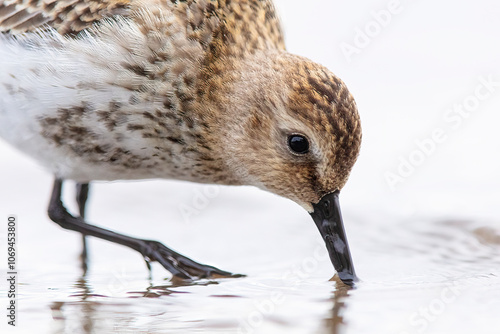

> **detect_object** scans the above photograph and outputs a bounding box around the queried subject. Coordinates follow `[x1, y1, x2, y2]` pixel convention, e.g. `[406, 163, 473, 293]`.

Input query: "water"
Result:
[1, 152, 499, 333]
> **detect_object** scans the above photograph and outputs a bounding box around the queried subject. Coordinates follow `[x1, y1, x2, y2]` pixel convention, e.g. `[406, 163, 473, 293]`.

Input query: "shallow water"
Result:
[1, 156, 499, 333]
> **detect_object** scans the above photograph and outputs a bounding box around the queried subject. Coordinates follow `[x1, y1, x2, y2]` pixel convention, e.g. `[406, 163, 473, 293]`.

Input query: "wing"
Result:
[0, 0, 130, 35]
[0, 0, 284, 50]
[217, 0, 285, 53]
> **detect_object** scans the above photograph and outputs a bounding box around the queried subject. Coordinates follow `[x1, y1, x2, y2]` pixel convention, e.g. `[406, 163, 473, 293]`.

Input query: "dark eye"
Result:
[288, 135, 310, 154]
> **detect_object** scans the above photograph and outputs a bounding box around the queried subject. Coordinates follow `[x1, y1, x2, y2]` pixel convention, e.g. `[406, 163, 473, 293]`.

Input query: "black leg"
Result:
[76, 183, 90, 217]
[76, 183, 90, 273]
[48, 179, 240, 279]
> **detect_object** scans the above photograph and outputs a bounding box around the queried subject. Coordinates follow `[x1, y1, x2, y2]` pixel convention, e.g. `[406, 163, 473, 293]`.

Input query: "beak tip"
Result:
[337, 271, 358, 287]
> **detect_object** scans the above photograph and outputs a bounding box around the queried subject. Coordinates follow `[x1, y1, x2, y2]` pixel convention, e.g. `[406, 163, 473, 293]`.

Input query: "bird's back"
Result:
[0, 0, 285, 49]
[0, 0, 130, 35]
[0, 0, 285, 182]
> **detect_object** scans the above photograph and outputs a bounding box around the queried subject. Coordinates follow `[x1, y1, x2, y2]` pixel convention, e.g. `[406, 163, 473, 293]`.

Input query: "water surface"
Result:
[1, 165, 499, 333]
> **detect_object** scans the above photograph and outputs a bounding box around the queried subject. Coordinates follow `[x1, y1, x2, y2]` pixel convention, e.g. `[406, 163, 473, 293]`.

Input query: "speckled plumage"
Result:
[0, 0, 361, 211]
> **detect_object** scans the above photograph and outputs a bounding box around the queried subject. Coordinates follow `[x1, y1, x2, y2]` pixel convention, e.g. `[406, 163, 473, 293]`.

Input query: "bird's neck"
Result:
[191, 51, 293, 187]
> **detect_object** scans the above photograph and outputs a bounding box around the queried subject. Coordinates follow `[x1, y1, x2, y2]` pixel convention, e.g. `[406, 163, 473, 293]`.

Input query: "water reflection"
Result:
[323, 277, 354, 334]
[38, 217, 500, 334]
[48, 272, 228, 334]
[50, 277, 97, 334]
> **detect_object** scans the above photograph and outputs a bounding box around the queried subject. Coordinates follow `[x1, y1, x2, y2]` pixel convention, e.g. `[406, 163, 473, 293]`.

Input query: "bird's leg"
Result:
[76, 182, 90, 273]
[49, 179, 241, 280]
[76, 182, 90, 217]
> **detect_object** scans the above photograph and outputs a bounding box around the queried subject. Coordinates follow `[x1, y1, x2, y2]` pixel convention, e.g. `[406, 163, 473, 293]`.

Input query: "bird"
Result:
[0, 0, 362, 286]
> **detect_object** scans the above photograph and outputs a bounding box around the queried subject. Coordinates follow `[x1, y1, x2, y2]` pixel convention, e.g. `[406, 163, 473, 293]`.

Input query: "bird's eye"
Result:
[288, 135, 310, 154]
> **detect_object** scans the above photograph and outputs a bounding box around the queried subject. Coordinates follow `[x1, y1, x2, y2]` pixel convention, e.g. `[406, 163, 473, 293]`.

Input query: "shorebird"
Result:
[0, 0, 362, 285]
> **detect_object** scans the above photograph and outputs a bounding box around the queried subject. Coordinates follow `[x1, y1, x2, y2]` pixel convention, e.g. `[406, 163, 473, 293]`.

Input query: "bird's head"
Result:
[213, 52, 362, 285]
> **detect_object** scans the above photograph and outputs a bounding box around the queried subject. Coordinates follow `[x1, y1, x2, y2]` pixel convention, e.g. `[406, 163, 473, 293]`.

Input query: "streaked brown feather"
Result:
[0, 0, 285, 56]
[0, 0, 130, 35]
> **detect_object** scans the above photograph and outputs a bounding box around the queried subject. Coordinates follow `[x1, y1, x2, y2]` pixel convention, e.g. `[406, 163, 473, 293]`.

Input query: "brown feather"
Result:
[0, 0, 130, 35]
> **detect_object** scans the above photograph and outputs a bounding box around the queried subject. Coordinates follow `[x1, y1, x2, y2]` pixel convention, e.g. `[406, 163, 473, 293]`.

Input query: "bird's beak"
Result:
[310, 191, 358, 286]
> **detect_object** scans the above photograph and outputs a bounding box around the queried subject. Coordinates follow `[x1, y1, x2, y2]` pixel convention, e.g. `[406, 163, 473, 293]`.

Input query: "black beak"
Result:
[310, 191, 358, 286]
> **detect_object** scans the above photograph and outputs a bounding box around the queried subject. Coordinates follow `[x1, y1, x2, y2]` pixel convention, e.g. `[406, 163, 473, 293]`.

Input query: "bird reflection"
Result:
[49, 276, 98, 334]
[49, 271, 354, 333]
[48, 271, 216, 334]
[323, 276, 355, 334]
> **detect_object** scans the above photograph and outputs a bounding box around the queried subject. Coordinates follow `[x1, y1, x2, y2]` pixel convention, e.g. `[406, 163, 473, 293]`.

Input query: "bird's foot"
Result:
[139, 240, 245, 280]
